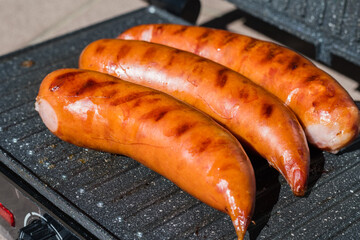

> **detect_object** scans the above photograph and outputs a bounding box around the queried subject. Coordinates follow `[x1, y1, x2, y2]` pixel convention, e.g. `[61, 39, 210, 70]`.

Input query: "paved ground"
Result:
[0, 0, 237, 56]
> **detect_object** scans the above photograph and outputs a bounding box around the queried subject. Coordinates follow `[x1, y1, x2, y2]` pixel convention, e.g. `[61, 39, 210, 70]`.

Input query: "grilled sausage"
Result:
[79, 39, 310, 196]
[118, 24, 360, 153]
[35, 68, 256, 239]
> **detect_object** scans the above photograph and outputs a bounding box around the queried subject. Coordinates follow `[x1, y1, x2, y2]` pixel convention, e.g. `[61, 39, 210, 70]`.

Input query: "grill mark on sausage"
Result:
[154, 109, 169, 121]
[287, 55, 300, 70]
[238, 87, 259, 103]
[262, 46, 281, 62]
[167, 55, 176, 67]
[116, 44, 132, 61]
[197, 138, 212, 153]
[167, 49, 181, 66]
[305, 75, 319, 82]
[103, 89, 118, 99]
[195, 58, 207, 64]
[141, 106, 174, 121]
[326, 84, 335, 97]
[194, 29, 212, 54]
[297, 149, 305, 159]
[220, 163, 236, 171]
[133, 97, 161, 108]
[191, 58, 208, 76]
[133, 99, 142, 108]
[50, 71, 84, 92]
[192, 65, 203, 74]
[95, 45, 106, 54]
[154, 25, 164, 36]
[55, 71, 84, 81]
[222, 33, 238, 45]
[238, 88, 250, 101]
[216, 68, 228, 88]
[173, 122, 196, 137]
[172, 26, 187, 35]
[197, 29, 212, 40]
[110, 91, 159, 106]
[194, 43, 201, 54]
[265, 48, 276, 61]
[261, 103, 274, 118]
[74, 79, 117, 96]
[143, 46, 157, 59]
[243, 38, 257, 52]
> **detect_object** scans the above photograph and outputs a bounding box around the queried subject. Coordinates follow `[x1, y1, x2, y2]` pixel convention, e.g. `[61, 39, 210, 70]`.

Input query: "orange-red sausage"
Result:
[35, 69, 256, 239]
[119, 24, 360, 153]
[79, 39, 310, 196]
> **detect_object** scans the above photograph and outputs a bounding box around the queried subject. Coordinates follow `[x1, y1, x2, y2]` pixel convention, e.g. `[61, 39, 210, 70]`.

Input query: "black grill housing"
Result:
[0, 6, 359, 240]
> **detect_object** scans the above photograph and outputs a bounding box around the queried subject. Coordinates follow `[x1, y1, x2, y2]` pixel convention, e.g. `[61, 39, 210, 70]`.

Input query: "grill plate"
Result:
[0, 6, 359, 240]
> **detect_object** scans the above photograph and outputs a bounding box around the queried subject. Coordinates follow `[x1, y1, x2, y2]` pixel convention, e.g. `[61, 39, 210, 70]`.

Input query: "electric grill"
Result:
[0, 5, 359, 240]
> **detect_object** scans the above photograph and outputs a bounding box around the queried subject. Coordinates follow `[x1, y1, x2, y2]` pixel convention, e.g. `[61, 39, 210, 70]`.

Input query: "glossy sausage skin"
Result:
[79, 39, 310, 196]
[35, 69, 256, 239]
[119, 24, 360, 153]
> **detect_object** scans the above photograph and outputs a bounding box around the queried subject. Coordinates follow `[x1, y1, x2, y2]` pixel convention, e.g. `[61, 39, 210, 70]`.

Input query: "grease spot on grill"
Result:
[115, 216, 122, 223]
[38, 157, 48, 164]
[21, 60, 35, 68]
[47, 164, 55, 169]
[78, 158, 87, 164]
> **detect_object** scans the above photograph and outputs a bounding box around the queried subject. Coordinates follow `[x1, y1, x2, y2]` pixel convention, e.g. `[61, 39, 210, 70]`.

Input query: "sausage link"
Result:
[36, 69, 256, 239]
[118, 24, 360, 153]
[79, 39, 310, 196]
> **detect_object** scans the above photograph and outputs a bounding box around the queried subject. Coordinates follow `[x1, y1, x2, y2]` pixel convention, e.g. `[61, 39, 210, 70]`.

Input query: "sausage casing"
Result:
[35, 69, 256, 239]
[119, 24, 360, 153]
[79, 39, 310, 196]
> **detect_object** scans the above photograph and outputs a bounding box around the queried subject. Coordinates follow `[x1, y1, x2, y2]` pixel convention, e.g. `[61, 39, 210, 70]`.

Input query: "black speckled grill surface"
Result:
[0, 6, 359, 240]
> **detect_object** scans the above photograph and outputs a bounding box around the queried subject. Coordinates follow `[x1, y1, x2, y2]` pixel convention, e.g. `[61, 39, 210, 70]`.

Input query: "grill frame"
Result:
[0, 6, 359, 240]
[228, 0, 360, 67]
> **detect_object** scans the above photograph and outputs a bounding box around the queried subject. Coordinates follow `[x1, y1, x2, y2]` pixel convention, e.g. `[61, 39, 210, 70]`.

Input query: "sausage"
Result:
[35, 68, 256, 239]
[118, 24, 360, 153]
[79, 39, 310, 196]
